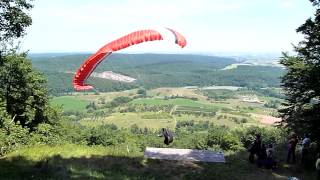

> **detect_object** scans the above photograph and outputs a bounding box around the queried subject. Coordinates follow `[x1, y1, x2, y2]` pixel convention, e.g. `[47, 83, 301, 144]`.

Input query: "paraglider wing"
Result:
[73, 28, 187, 91]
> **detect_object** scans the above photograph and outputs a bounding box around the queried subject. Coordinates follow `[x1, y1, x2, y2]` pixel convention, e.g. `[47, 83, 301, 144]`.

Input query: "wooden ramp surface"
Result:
[144, 147, 225, 163]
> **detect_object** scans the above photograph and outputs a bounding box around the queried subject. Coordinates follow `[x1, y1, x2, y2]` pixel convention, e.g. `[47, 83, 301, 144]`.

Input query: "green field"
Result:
[81, 112, 175, 130]
[51, 96, 89, 111]
[131, 98, 214, 108]
[50, 88, 280, 130]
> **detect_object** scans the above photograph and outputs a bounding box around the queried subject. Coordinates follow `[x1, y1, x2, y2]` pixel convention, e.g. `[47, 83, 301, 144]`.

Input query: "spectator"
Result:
[316, 153, 320, 180]
[301, 133, 311, 165]
[257, 144, 267, 168]
[249, 134, 262, 163]
[287, 133, 298, 163]
[266, 144, 276, 169]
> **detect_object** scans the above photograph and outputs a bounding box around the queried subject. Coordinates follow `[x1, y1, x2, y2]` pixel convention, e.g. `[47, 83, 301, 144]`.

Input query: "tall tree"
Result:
[0, 53, 53, 128]
[0, 0, 58, 129]
[279, 0, 320, 144]
[0, 0, 33, 54]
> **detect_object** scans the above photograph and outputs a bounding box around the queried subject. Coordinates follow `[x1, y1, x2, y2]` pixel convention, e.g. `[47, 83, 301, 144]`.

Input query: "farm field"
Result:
[51, 96, 89, 111]
[81, 112, 176, 130]
[50, 87, 283, 132]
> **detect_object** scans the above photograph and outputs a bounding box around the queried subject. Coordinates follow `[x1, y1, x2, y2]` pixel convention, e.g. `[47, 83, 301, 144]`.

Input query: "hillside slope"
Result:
[30, 53, 284, 95]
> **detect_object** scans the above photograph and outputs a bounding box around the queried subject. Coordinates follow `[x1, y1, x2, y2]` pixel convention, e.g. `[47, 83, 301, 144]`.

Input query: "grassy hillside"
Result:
[2, 87, 315, 180]
[30, 53, 284, 95]
[1, 144, 315, 180]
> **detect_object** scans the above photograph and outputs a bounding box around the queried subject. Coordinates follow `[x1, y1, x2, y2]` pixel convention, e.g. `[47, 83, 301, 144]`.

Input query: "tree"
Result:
[137, 88, 146, 97]
[0, 0, 59, 130]
[0, 53, 55, 129]
[279, 1, 320, 144]
[0, 97, 9, 127]
[0, 0, 33, 55]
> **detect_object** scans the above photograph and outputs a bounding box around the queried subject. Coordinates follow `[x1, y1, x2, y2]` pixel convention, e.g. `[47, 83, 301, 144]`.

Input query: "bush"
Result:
[0, 121, 30, 155]
[30, 123, 62, 145]
[86, 125, 123, 146]
[206, 126, 243, 151]
[137, 88, 146, 97]
[219, 133, 243, 151]
[241, 118, 248, 123]
[192, 133, 208, 150]
[110, 96, 132, 107]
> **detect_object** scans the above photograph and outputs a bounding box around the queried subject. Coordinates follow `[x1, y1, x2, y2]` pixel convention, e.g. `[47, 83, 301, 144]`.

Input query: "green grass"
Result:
[51, 96, 89, 111]
[4, 144, 141, 160]
[0, 144, 316, 180]
[130, 98, 222, 109]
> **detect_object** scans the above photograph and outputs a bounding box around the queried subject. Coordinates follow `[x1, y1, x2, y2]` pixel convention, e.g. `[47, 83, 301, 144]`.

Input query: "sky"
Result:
[21, 0, 316, 54]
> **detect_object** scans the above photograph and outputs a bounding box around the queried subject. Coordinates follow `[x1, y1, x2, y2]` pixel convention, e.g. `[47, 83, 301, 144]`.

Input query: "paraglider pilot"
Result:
[159, 128, 173, 145]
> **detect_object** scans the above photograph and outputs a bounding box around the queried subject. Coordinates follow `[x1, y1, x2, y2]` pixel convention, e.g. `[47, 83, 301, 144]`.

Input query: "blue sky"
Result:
[21, 0, 315, 54]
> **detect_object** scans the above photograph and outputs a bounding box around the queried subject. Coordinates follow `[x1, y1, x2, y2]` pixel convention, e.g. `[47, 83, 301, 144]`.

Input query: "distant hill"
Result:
[29, 53, 284, 95]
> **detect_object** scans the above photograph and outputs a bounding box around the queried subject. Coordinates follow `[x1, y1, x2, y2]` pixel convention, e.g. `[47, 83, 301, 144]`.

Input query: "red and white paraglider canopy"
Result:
[73, 28, 187, 91]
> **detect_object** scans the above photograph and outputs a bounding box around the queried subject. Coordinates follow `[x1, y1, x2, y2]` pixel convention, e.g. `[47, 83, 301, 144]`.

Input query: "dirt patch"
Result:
[252, 114, 281, 125]
[91, 71, 136, 82]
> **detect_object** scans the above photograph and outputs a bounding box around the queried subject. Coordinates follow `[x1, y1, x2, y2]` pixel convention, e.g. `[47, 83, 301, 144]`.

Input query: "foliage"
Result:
[137, 88, 146, 97]
[0, 0, 33, 53]
[279, 1, 320, 144]
[264, 99, 281, 109]
[0, 97, 8, 127]
[176, 120, 211, 132]
[30, 123, 63, 145]
[207, 126, 243, 151]
[0, 53, 58, 129]
[232, 126, 287, 149]
[110, 96, 132, 107]
[0, 1, 63, 156]
[86, 125, 126, 146]
[0, 120, 29, 155]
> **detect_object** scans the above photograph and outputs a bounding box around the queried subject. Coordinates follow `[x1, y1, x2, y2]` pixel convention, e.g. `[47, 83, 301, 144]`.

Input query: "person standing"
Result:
[257, 144, 267, 168]
[266, 144, 275, 169]
[316, 153, 320, 180]
[301, 134, 311, 165]
[287, 133, 298, 163]
[249, 134, 262, 163]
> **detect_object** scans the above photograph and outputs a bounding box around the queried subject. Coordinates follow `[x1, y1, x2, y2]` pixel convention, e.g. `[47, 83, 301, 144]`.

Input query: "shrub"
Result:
[30, 123, 60, 145]
[137, 88, 146, 97]
[86, 125, 123, 146]
[0, 121, 30, 155]
[241, 118, 248, 123]
[206, 126, 243, 151]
